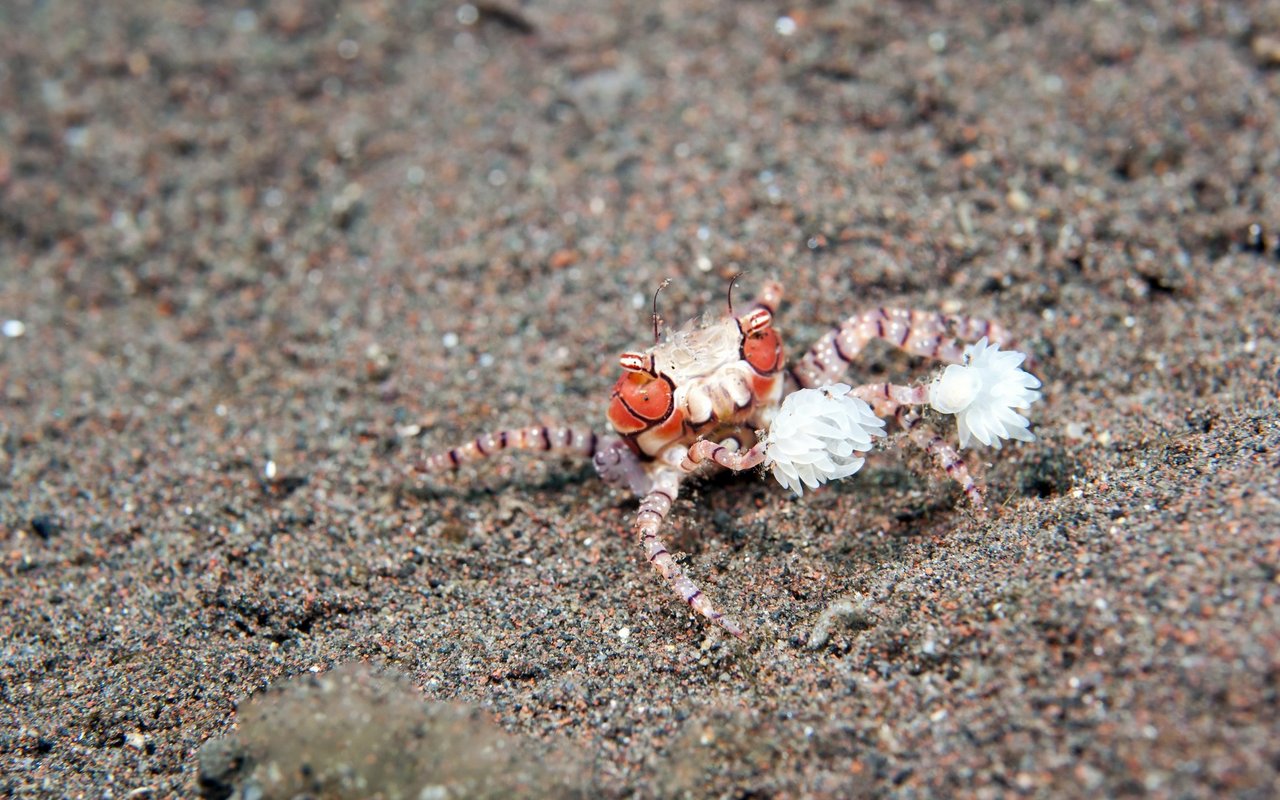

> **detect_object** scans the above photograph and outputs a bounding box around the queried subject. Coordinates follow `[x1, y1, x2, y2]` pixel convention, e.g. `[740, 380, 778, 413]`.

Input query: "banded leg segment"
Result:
[635, 469, 744, 638]
[593, 437, 652, 496]
[848, 382, 985, 512]
[897, 407, 985, 512]
[680, 439, 767, 474]
[418, 425, 602, 474]
[749, 280, 784, 316]
[792, 307, 1013, 389]
[851, 382, 929, 419]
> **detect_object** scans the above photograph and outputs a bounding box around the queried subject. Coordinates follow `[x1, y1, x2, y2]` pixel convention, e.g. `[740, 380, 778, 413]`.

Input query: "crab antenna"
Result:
[726, 271, 746, 315]
[651, 278, 672, 343]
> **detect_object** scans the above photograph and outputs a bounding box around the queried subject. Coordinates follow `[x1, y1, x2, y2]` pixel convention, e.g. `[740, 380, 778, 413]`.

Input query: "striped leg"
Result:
[849, 382, 985, 513]
[635, 469, 744, 638]
[592, 437, 653, 496]
[792, 307, 1013, 389]
[851, 382, 929, 418]
[417, 425, 603, 474]
[749, 279, 784, 315]
[897, 408, 985, 512]
[680, 439, 767, 474]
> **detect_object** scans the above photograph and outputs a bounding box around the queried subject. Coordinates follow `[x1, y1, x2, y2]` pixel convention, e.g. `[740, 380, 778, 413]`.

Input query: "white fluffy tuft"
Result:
[764, 384, 886, 496]
[928, 337, 1042, 449]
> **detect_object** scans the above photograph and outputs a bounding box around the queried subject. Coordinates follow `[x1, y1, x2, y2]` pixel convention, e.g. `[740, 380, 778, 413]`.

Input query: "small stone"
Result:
[1252, 35, 1280, 66]
[30, 515, 61, 540]
[196, 738, 250, 800]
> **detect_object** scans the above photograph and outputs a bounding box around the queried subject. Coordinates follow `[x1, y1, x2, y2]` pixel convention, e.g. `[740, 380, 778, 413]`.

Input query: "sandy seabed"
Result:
[2, 1, 1278, 797]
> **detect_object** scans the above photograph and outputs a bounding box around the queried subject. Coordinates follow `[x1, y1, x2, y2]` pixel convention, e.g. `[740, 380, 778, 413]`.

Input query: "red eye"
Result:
[743, 328, 783, 374]
[608, 371, 675, 434]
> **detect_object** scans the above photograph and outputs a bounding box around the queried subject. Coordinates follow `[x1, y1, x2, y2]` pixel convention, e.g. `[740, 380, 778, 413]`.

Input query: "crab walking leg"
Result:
[850, 382, 930, 419]
[895, 407, 986, 512]
[679, 439, 768, 474]
[748, 279, 785, 315]
[634, 469, 745, 638]
[592, 437, 654, 495]
[417, 425, 603, 474]
[846, 382, 985, 512]
[791, 308, 1014, 389]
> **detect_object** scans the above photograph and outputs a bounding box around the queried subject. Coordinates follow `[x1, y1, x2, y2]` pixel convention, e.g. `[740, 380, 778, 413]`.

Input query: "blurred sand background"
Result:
[2, 1, 1278, 797]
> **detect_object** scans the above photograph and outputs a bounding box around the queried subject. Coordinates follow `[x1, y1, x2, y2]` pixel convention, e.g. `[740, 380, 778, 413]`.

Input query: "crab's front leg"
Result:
[634, 468, 744, 639]
[592, 437, 653, 496]
[894, 406, 985, 511]
[679, 438, 767, 474]
[846, 381, 986, 512]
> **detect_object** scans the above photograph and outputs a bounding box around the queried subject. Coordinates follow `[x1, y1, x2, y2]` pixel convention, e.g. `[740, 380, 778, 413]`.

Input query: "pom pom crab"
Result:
[418, 279, 1039, 638]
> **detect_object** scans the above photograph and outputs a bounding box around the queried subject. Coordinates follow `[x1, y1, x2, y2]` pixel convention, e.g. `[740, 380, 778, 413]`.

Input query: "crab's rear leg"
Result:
[417, 425, 604, 474]
[792, 307, 1015, 389]
[852, 382, 986, 513]
[635, 469, 744, 639]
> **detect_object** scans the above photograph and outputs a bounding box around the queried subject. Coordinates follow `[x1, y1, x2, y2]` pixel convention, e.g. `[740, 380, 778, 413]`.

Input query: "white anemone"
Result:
[929, 337, 1041, 449]
[764, 384, 886, 496]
